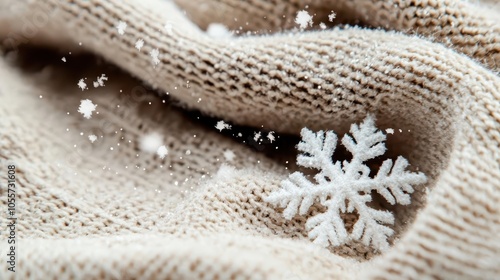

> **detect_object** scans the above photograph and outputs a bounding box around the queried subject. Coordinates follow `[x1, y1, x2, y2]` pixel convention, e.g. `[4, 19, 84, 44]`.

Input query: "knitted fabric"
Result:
[0, 0, 499, 279]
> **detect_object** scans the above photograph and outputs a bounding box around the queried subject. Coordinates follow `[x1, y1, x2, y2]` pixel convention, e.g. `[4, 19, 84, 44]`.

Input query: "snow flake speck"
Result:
[223, 150, 236, 161]
[254, 131, 261, 142]
[267, 131, 275, 143]
[215, 120, 231, 132]
[93, 74, 108, 88]
[135, 39, 144, 51]
[328, 11, 337, 22]
[78, 99, 97, 119]
[265, 115, 427, 251]
[150, 48, 160, 65]
[116, 21, 127, 35]
[88, 135, 97, 143]
[295, 10, 313, 29]
[139, 132, 163, 154]
[385, 128, 394, 134]
[77, 79, 87, 91]
[157, 145, 168, 159]
[206, 23, 232, 38]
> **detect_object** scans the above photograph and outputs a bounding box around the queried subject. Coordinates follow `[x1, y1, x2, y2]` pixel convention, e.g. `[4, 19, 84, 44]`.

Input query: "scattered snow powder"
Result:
[206, 23, 232, 38]
[267, 131, 275, 143]
[223, 150, 236, 161]
[88, 134, 97, 143]
[78, 99, 97, 119]
[77, 79, 87, 91]
[61, 57, 66, 62]
[93, 74, 108, 88]
[150, 48, 160, 65]
[385, 128, 394, 134]
[139, 132, 163, 154]
[135, 39, 144, 51]
[215, 120, 231, 132]
[157, 145, 168, 159]
[295, 10, 313, 29]
[116, 21, 127, 35]
[319, 23, 327, 29]
[328, 11, 336, 22]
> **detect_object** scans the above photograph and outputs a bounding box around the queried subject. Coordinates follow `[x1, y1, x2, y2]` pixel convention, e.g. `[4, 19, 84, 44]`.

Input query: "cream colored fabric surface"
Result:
[0, 0, 499, 279]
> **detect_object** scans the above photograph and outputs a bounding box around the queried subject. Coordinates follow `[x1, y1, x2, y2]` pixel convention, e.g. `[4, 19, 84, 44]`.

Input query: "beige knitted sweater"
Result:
[0, 0, 499, 279]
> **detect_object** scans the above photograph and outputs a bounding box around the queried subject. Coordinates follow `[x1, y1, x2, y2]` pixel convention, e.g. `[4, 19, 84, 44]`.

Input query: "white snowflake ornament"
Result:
[265, 115, 427, 251]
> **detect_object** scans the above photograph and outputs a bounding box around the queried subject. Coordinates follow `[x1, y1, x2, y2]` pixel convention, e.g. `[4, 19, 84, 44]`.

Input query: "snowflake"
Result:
[295, 10, 313, 29]
[139, 132, 163, 153]
[328, 11, 336, 22]
[61, 57, 66, 62]
[385, 128, 394, 134]
[88, 134, 97, 143]
[135, 39, 144, 51]
[215, 120, 231, 132]
[267, 131, 275, 143]
[206, 23, 232, 38]
[319, 23, 327, 30]
[93, 74, 108, 88]
[150, 48, 160, 65]
[157, 145, 168, 159]
[164, 21, 174, 35]
[116, 21, 127, 35]
[78, 99, 97, 119]
[77, 79, 87, 91]
[265, 115, 427, 251]
[254, 131, 261, 142]
[223, 150, 235, 161]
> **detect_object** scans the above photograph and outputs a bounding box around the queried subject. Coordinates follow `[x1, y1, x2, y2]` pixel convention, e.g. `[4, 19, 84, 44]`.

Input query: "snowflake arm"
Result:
[307, 204, 348, 247]
[351, 206, 394, 251]
[265, 172, 328, 219]
[297, 128, 337, 170]
[372, 156, 427, 205]
[341, 115, 386, 164]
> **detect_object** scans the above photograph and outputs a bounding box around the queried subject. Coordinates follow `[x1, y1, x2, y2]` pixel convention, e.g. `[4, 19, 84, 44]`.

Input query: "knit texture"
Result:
[0, 0, 499, 279]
